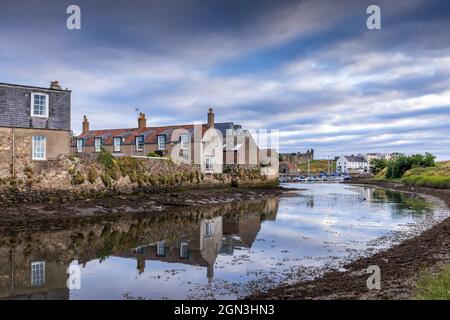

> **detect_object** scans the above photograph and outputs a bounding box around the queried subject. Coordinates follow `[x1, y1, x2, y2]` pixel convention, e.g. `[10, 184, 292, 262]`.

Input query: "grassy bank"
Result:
[297, 159, 335, 174]
[401, 161, 450, 189]
[374, 161, 450, 189]
[415, 264, 450, 300]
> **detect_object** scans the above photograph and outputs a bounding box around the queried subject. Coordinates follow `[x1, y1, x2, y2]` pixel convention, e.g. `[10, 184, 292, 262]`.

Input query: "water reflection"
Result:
[0, 184, 433, 300]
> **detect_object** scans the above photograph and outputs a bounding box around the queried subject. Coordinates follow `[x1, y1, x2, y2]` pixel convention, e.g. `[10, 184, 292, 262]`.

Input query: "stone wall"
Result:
[0, 127, 71, 179]
[0, 152, 278, 204]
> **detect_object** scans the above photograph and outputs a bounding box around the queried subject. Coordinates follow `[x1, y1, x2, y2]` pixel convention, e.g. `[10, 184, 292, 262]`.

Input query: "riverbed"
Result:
[0, 183, 445, 300]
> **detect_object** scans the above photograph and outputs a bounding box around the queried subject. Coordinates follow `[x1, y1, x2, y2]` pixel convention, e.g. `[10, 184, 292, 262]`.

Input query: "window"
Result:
[180, 134, 190, 150]
[31, 261, 45, 287]
[94, 137, 102, 152]
[205, 156, 213, 170]
[76, 138, 84, 153]
[113, 137, 122, 152]
[180, 242, 189, 259]
[31, 93, 49, 117]
[182, 150, 189, 162]
[32, 136, 46, 160]
[156, 241, 165, 257]
[204, 222, 214, 237]
[135, 135, 144, 151]
[157, 135, 166, 150]
[134, 246, 145, 255]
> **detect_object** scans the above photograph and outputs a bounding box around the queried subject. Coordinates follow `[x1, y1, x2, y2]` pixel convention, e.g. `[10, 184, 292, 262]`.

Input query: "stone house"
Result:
[0, 82, 71, 178]
[279, 149, 314, 164]
[74, 108, 273, 175]
[336, 155, 369, 174]
[279, 162, 297, 174]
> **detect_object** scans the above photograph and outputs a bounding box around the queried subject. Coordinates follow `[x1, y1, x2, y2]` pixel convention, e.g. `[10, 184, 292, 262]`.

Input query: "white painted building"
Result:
[336, 155, 369, 174]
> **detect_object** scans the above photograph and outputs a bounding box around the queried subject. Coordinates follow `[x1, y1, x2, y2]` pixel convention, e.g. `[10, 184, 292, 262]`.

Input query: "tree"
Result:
[370, 158, 387, 175]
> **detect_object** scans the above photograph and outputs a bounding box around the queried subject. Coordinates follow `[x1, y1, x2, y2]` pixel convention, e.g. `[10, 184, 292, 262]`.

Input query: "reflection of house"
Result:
[116, 217, 223, 281]
[221, 215, 262, 255]
[0, 248, 69, 300]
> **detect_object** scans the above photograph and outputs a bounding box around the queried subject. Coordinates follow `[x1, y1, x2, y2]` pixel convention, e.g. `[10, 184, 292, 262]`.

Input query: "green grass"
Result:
[297, 160, 336, 174]
[378, 161, 450, 189]
[415, 264, 450, 300]
[401, 175, 450, 189]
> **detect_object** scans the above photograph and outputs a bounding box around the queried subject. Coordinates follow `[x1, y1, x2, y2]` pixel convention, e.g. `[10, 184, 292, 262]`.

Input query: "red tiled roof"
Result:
[75, 124, 209, 146]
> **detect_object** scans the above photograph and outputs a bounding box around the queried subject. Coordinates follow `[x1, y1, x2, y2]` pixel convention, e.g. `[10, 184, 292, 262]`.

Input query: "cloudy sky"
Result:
[1, 0, 450, 159]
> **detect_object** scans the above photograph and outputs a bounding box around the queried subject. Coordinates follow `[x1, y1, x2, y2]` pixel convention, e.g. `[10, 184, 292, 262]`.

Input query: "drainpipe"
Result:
[11, 126, 15, 180]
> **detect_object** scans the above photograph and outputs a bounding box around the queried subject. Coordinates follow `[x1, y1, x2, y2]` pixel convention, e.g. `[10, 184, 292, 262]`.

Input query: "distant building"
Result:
[365, 153, 395, 163]
[336, 155, 369, 174]
[279, 162, 297, 175]
[279, 149, 314, 164]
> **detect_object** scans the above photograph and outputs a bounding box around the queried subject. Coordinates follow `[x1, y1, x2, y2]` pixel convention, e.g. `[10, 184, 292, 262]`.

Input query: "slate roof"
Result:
[343, 155, 368, 163]
[76, 122, 235, 146]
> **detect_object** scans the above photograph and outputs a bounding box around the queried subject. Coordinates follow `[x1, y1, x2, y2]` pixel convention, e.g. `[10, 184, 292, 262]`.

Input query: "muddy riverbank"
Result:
[0, 186, 289, 224]
[248, 180, 450, 300]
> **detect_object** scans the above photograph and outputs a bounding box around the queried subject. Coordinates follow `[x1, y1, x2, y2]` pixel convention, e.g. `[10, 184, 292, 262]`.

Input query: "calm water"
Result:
[0, 183, 437, 300]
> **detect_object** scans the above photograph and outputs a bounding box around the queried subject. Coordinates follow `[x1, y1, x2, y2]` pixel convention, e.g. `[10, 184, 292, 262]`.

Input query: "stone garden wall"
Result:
[0, 152, 277, 204]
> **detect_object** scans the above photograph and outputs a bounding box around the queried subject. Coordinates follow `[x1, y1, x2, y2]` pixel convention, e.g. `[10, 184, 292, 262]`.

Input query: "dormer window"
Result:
[94, 137, 102, 152]
[113, 137, 122, 152]
[135, 136, 144, 151]
[76, 138, 84, 153]
[157, 135, 166, 150]
[180, 133, 190, 150]
[31, 93, 49, 118]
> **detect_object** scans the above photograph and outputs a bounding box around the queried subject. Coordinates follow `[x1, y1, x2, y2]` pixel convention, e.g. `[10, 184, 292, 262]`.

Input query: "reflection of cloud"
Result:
[1, 1, 450, 158]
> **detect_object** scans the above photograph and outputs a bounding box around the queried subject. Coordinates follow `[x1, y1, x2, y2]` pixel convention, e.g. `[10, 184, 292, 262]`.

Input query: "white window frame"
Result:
[31, 93, 49, 118]
[205, 156, 214, 171]
[135, 135, 144, 151]
[76, 138, 84, 153]
[113, 137, 122, 152]
[180, 242, 189, 259]
[94, 137, 102, 152]
[156, 241, 165, 257]
[31, 261, 45, 287]
[157, 135, 166, 150]
[182, 149, 190, 162]
[204, 222, 214, 237]
[32, 136, 47, 160]
[180, 133, 190, 150]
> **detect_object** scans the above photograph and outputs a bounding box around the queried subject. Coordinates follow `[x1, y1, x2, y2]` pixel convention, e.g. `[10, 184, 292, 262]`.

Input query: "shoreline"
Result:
[0, 186, 287, 225]
[248, 180, 450, 300]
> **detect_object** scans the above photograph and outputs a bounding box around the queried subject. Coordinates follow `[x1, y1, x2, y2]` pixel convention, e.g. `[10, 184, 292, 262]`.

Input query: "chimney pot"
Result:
[50, 81, 62, 90]
[82, 115, 90, 134]
[207, 107, 215, 128]
[138, 112, 147, 130]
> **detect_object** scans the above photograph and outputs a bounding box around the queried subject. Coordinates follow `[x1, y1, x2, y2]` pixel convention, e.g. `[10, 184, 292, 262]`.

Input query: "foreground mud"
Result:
[248, 181, 450, 300]
[0, 187, 287, 224]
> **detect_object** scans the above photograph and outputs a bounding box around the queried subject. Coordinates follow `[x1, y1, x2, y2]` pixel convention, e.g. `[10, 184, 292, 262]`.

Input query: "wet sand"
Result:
[248, 181, 450, 300]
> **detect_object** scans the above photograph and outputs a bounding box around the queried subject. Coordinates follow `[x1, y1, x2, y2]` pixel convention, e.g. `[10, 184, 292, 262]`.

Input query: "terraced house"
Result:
[0, 82, 71, 178]
[74, 108, 265, 174]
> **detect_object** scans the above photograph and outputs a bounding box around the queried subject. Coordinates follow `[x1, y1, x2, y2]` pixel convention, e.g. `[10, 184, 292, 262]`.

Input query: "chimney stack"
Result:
[50, 81, 62, 90]
[138, 112, 147, 130]
[207, 107, 215, 128]
[82, 115, 90, 134]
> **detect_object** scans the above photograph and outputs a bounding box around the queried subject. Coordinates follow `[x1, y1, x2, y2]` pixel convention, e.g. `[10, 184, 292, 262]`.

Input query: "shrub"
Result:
[88, 168, 98, 184]
[386, 153, 435, 179]
[71, 172, 85, 185]
[370, 158, 388, 175]
[146, 152, 160, 157]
